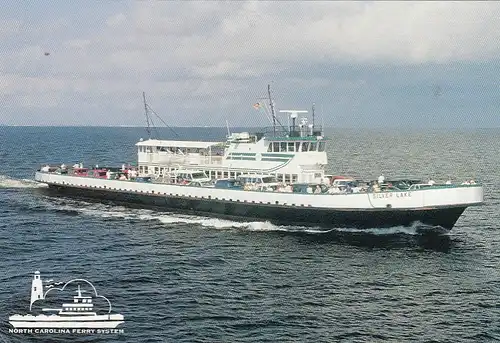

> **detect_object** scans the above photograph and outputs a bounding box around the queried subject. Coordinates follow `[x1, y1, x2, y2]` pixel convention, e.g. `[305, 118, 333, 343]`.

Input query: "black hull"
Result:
[41, 185, 466, 230]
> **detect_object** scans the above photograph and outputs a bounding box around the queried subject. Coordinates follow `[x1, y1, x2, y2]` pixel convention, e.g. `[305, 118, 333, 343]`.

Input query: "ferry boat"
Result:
[34, 87, 484, 231]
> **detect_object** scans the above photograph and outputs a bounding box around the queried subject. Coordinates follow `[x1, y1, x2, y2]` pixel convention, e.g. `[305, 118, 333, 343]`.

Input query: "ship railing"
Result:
[204, 155, 223, 165]
[38, 163, 77, 174]
[407, 183, 461, 190]
[256, 126, 324, 139]
[147, 154, 224, 166]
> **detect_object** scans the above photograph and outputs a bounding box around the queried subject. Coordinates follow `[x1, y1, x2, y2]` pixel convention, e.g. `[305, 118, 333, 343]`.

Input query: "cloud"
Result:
[1, 1, 500, 126]
[0, 19, 21, 39]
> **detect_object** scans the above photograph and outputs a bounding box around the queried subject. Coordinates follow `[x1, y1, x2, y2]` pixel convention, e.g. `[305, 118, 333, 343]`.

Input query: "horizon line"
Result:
[1, 125, 500, 130]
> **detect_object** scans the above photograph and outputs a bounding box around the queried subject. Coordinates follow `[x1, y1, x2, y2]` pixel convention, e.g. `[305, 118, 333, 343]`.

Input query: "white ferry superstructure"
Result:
[136, 113, 327, 185]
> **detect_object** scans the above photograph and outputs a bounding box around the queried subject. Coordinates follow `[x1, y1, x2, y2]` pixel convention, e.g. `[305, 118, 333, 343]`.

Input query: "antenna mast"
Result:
[312, 103, 315, 129]
[143, 92, 152, 139]
[267, 84, 276, 135]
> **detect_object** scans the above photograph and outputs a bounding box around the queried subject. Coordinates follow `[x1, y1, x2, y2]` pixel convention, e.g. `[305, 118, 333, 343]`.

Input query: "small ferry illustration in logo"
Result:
[8, 271, 124, 329]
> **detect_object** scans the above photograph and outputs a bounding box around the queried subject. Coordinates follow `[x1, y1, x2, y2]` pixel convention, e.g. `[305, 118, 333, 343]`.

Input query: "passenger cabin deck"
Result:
[134, 113, 328, 185]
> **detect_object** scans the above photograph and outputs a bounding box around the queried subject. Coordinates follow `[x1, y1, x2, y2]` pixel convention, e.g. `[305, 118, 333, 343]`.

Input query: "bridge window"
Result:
[295, 142, 301, 151]
[288, 142, 295, 152]
[292, 174, 298, 183]
[309, 142, 317, 151]
[302, 142, 309, 152]
[273, 142, 279, 152]
[280, 142, 287, 152]
[267, 143, 272, 152]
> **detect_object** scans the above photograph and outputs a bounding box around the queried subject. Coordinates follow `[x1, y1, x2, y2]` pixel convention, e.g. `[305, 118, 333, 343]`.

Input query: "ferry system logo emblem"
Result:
[8, 271, 124, 334]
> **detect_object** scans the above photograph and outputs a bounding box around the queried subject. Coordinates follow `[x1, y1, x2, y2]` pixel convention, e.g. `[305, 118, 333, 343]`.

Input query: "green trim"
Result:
[261, 153, 295, 158]
[261, 158, 291, 162]
[226, 157, 256, 161]
[266, 136, 329, 141]
[229, 152, 256, 156]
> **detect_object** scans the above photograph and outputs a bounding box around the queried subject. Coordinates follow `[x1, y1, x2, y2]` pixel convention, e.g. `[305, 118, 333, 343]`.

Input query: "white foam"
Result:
[0, 175, 48, 188]
[37, 197, 440, 235]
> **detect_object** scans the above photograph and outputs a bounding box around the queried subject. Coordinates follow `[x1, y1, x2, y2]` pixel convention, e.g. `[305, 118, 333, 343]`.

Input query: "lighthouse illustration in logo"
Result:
[9, 271, 125, 329]
[30, 271, 44, 311]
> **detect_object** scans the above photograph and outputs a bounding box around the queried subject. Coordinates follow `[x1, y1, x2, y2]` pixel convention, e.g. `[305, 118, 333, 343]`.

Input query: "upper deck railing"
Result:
[254, 125, 324, 141]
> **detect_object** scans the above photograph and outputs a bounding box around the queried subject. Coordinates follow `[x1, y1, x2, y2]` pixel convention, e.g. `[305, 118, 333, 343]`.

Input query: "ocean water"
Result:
[0, 126, 499, 343]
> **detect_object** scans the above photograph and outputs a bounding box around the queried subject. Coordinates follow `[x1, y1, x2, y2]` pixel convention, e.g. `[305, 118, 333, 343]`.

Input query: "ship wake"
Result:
[0, 175, 48, 189]
[35, 197, 448, 237]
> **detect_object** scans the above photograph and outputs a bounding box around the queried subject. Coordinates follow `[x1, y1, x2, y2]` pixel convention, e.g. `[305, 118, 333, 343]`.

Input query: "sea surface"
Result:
[0, 126, 499, 343]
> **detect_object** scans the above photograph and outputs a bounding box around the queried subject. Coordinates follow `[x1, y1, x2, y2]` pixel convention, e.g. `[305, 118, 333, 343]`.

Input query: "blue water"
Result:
[0, 126, 499, 343]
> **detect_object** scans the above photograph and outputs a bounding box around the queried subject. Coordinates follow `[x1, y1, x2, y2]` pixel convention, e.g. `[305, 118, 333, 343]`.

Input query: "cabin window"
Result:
[155, 167, 159, 174]
[309, 142, 317, 151]
[318, 142, 326, 152]
[288, 142, 295, 152]
[279, 142, 286, 152]
[192, 172, 206, 179]
[292, 174, 298, 183]
[295, 142, 301, 151]
[273, 142, 279, 152]
[223, 172, 228, 178]
[267, 144, 272, 152]
[285, 174, 291, 183]
[302, 142, 309, 152]
[315, 173, 322, 178]
[277, 174, 284, 182]
[262, 176, 277, 183]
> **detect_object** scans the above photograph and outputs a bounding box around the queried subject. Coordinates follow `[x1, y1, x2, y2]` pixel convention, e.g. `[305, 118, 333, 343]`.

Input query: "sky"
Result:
[0, 1, 499, 128]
